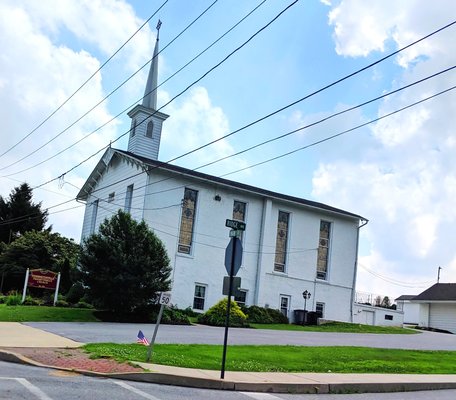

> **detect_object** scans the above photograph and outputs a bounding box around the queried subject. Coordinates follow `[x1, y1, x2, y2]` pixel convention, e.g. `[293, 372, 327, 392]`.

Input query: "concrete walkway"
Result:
[1, 322, 456, 394]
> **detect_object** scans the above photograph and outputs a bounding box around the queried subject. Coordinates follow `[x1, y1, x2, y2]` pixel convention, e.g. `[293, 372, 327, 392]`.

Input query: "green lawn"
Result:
[0, 304, 99, 322]
[83, 343, 456, 374]
[250, 322, 418, 334]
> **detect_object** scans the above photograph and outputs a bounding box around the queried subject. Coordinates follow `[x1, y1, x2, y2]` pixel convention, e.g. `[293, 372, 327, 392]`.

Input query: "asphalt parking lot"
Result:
[26, 322, 456, 350]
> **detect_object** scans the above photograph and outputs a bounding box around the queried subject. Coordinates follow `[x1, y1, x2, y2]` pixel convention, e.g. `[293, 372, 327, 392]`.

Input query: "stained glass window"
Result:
[274, 211, 290, 272]
[317, 221, 331, 280]
[178, 188, 198, 254]
[232, 201, 246, 240]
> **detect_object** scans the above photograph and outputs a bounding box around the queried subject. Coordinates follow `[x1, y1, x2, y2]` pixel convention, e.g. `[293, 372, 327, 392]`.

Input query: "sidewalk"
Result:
[1, 322, 456, 394]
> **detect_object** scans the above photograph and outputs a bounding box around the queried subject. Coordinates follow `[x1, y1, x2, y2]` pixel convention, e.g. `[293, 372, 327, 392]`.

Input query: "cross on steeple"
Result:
[156, 19, 162, 40]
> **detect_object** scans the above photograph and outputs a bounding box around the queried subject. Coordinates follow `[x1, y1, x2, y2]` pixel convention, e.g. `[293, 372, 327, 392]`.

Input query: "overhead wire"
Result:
[0, 0, 170, 161]
[64, 65, 455, 207]
[25, 17, 456, 191]
[359, 263, 436, 288]
[0, 0, 220, 173]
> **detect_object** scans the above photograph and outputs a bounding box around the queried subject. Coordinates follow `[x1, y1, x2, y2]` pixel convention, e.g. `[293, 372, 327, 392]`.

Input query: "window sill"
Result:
[176, 252, 194, 259]
[272, 270, 288, 276]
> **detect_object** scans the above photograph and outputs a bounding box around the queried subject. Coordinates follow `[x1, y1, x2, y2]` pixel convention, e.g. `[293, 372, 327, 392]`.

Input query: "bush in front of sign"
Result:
[197, 298, 248, 328]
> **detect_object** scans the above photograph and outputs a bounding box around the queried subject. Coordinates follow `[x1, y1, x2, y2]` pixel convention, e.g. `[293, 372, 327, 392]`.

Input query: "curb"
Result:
[2, 349, 456, 394]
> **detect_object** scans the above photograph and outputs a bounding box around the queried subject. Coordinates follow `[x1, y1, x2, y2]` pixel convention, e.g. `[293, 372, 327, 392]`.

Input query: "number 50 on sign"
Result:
[159, 292, 171, 305]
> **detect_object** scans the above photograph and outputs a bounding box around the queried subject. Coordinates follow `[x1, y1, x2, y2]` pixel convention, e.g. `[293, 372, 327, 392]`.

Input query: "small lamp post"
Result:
[302, 290, 311, 325]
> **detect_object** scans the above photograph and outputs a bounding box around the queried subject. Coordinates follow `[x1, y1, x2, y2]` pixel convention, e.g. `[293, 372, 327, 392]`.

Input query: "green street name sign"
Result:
[225, 219, 246, 231]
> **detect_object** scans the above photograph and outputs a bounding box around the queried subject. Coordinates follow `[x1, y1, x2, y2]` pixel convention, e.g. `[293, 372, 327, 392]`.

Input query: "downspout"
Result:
[350, 218, 369, 322]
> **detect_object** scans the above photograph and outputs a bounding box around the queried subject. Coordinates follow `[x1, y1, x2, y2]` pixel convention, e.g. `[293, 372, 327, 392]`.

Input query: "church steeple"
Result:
[142, 20, 161, 110]
[127, 20, 169, 161]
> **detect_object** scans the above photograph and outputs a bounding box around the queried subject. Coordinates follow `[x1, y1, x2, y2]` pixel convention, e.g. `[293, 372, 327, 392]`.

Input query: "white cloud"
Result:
[160, 86, 249, 176]
[0, 0, 153, 241]
[314, 0, 456, 298]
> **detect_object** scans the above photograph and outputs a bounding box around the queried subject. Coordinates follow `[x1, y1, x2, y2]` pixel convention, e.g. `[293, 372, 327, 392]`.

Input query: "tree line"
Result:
[0, 183, 171, 314]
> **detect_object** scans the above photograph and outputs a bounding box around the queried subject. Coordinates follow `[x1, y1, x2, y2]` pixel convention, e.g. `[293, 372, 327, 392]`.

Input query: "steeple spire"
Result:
[142, 20, 162, 110]
[127, 19, 169, 161]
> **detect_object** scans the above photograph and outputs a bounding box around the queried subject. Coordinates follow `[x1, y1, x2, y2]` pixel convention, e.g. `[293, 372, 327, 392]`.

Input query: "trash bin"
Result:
[306, 311, 319, 325]
[293, 309, 305, 324]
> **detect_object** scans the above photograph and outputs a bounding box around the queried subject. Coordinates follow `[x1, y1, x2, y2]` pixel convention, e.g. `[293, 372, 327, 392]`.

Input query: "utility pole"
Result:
[437, 266, 442, 283]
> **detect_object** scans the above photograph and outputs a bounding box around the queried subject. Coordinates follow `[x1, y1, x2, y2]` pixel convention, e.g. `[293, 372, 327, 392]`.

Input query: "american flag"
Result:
[136, 330, 149, 346]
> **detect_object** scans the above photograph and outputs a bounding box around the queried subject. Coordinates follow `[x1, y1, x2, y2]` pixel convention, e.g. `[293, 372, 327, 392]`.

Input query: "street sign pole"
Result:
[146, 292, 171, 362]
[220, 233, 236, 379]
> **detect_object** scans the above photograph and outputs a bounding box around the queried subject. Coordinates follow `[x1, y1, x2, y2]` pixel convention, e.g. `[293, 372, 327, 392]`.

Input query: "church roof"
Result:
[395, 295, 416, 301]
[412, 283, 456, 301]
[90, 148, 364, 221]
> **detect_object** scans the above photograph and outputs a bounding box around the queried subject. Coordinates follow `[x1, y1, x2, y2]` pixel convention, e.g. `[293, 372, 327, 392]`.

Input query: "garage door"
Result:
[362, 310, 375, 325]
[429, 303, 456, 333]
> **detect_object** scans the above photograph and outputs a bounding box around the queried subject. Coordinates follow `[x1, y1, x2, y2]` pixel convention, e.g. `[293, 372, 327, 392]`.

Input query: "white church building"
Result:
[77, 28, 367, 322]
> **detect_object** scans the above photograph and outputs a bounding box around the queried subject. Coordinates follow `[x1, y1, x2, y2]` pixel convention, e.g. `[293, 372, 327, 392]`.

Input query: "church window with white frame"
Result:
[193, 284, 206, 310]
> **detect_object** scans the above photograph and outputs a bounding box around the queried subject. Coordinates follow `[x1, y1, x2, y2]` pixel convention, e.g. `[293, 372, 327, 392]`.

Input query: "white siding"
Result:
[80, 156, 148, 240]
[80, 153, 362, 320]
[141, 167, 360, 318]
[352, 304, 404, 326]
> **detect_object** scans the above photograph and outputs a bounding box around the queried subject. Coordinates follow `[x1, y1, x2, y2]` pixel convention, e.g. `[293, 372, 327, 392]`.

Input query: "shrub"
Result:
[242, 305, 289, 324]
[55, 299, 69, 307]
[5, 292, 22, 306]
[66, 282, 85, 304]
[181, 306, 199, 317]
[22, 296, 42, 306]
[74, 301, 94, 309]
[198, 298, 248, 327]
[157, 306, 191, 325]
[0, 295, 5, 304]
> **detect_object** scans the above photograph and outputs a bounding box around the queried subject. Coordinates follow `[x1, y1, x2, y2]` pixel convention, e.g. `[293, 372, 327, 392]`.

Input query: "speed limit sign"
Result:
[159, 292, 171, 305]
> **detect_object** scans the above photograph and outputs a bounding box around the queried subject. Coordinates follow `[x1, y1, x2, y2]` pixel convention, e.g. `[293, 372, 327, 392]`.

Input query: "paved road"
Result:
[26, 322, 456, 350]
[2, 361, 456, 400]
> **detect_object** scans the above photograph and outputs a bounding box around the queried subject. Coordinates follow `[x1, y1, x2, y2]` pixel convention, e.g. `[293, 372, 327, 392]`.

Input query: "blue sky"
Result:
[0, 0, 455, 299]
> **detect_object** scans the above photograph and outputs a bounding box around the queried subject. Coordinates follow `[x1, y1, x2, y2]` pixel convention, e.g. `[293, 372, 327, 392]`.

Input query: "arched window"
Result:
[146, 121, 154, 138]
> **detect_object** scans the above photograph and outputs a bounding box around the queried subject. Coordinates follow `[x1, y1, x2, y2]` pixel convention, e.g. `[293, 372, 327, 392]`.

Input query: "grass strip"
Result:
[0, 304, 98, 322]
[83, 343, 456, 374]
[249, 322, 418, 334]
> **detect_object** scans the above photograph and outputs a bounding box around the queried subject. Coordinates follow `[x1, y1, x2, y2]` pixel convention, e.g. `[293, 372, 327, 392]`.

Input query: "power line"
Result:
[1, 0, 265, 177]
[26, 17, 456, 190]
[221, 85, 456, 178]
[21, 0, 298, 193]
[0, 0, 220, 173]
[75, 64, 455, 211]
[359, 263, 435, 288]
[5, 81, 454, 229]
[0, 0, 170, 161]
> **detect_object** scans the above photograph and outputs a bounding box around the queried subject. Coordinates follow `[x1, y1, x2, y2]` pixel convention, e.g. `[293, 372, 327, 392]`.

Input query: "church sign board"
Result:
[21, 268, 61, 306]
[28, 269, 58, 290]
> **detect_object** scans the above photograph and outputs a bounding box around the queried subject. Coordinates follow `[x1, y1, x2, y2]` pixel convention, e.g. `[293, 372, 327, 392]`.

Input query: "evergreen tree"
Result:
[0, 183, 48, 244]
[79, 210, 171, 313]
